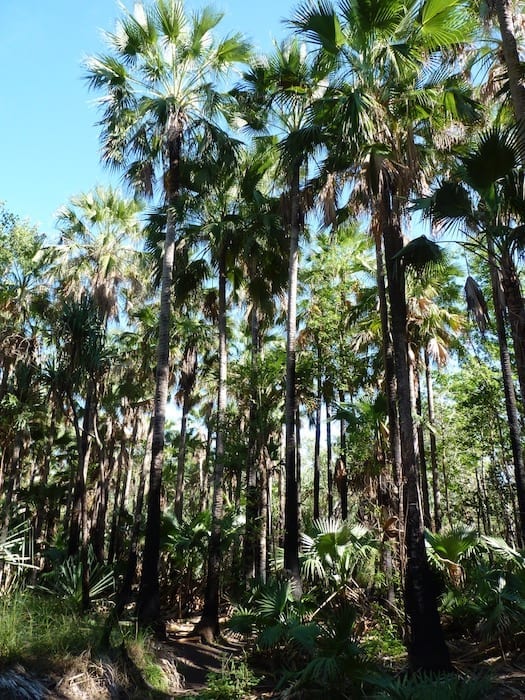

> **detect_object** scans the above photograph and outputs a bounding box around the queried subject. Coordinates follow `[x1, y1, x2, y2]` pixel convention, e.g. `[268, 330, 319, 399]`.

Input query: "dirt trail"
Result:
[165, 618, 249, 695]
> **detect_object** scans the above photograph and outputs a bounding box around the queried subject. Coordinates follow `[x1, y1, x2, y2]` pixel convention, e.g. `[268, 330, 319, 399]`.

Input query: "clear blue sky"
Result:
[1, 0, 291, 236]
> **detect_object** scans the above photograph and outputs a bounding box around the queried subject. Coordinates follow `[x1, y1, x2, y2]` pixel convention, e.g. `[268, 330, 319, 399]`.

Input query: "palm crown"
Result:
[85, 0, 251, 198]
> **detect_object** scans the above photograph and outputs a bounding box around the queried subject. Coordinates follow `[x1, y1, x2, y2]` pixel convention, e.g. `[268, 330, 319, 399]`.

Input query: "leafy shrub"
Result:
[197, 657, 259, 700]
[429, 533, 525, 645]
[35, 545, 115, 606]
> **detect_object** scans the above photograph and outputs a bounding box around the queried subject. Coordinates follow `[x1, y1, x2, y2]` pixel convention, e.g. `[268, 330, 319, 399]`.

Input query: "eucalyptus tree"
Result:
[232, 40, 328, 594]
[421, 122, 525, 542]
[85, 0, 250, 631]
[290, 0, 480, 671]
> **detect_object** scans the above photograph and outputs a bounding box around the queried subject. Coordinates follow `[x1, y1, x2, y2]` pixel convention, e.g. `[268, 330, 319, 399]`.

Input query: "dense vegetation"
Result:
[1, 0, 525, 696]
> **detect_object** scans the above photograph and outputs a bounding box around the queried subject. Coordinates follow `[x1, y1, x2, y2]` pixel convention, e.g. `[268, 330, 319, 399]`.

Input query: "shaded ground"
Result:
[165, 617, 249, 695]
[2, 623, 525, 698]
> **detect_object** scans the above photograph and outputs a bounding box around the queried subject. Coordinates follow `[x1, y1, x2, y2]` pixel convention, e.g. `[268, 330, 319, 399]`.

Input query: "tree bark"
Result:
[487, 236, 525, 544]
[136, 113, 181, 635]
[283, 160, 302, 596]
[383, 216, 451, 672]
[196, 244, 227, 641]
[494, 0, 525, 120]
[313, 344, 321, 521]
[500, 251, 525, 414]
[424, 349, 442, 532]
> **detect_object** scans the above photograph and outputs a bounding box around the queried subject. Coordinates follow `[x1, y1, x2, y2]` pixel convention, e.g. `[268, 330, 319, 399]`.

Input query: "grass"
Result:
[0, 590, 101, 665]
[0, 589, 177, 697]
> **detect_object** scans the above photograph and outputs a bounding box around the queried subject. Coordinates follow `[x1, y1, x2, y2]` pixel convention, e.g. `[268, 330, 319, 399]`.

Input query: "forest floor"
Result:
[2, 618, 525, 698]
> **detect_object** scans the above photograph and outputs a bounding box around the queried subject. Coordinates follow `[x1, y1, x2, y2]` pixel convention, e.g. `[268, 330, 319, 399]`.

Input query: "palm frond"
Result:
[464, 275, 489, 333]
[393, 235, 445, 276]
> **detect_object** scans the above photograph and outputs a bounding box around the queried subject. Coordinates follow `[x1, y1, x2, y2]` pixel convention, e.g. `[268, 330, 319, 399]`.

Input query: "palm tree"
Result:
[290, 0, 479, 671]
[422, 123, 525, 543]
[233, 40, 327, 595]
[85, 0, 250, 632]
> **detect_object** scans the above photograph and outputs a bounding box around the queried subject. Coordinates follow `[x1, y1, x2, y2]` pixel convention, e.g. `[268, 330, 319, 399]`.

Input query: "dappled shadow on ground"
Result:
[164, 616, 248, 694]
[448, 638, 525, 699]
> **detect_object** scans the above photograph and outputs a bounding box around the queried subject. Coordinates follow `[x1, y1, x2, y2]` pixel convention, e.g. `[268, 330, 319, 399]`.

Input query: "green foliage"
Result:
[197, 657, 259, 700]
[426, 530, 525, 645]
[301, 517, 380, 590]
[425, 526, 481, 585]
[230, 579, 374, 697]
[360, 603, 406, 661]
[123, 629, 171, 694]
[370, 672, 492, 699]
[0, 521, 37, 592]
[35, 546, 115, 607]
[0, 591, 102, 663]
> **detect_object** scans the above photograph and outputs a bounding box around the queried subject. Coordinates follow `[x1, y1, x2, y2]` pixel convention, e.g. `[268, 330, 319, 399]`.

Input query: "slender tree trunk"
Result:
[374, 231, 403, 519]
[313, 345, 321, 521]
[424, 349, 442, 532]
[383, 215, 451, 672]
[494, 0, 525, 120]
[500, 251, 525, 413]
[174, 343, 197, 522]
[283, 160, 302, 595]
[244, 308, 259, 582]
[101, 419, 152, 647]
[197, 245, 228, 641]
[136, 117, 181, 635]
[487, 235, 525, 543]
[296, 405, 302, 530]
[325, 393, 334, 518]
[258, 446, 269, 584]
[414, 370, 432, 530]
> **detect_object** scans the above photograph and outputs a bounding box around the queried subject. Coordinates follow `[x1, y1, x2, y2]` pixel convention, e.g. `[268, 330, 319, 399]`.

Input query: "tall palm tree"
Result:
[291, 0, 479, 671]
[85, 0, 250, 632]
[233, 40, 327, 594]
[422, 122, 525, 542]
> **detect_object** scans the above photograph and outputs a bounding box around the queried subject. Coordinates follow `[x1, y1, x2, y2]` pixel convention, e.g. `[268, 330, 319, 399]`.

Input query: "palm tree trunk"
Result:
[383, 217, 451, 672]
[197, 244, 227, 641]
[313, 344, 321, 521]
[414, 369, 432, 529]
[136, 116, 181, 635]
[258, 446, 269, 583]
[101, 418, 152, 647]
[283, 159, 302, 596]
[500, 251, 525, 414]
[174, 343, 197, 522]
[374, 230, 403, 532]
[487, 237, 525, 544]
[325, 395, 334, 518]
[494, 0, 525, 120]
[244, 307, 260, 582]
[424, 348, 442, 532]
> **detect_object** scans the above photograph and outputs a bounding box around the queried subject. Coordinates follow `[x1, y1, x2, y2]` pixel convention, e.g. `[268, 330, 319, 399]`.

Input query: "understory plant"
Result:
[35, 544, 115, 607]
[197, 656, 259, 700]
[370, 672, 492, 699]
[426, 528, 525, 645]
[229, 580, 374, 697]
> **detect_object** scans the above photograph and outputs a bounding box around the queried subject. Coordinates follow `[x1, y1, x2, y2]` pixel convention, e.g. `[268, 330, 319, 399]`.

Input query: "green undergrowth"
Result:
[0, 590, 174, 697]
[0, 590, 102, 664]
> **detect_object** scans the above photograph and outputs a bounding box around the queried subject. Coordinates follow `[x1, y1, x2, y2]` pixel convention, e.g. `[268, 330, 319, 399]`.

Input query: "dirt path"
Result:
[164, 618, 251, 695]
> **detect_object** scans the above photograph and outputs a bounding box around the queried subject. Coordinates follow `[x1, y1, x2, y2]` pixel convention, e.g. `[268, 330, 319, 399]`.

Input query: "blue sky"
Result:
[1, 0, 291, 236]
